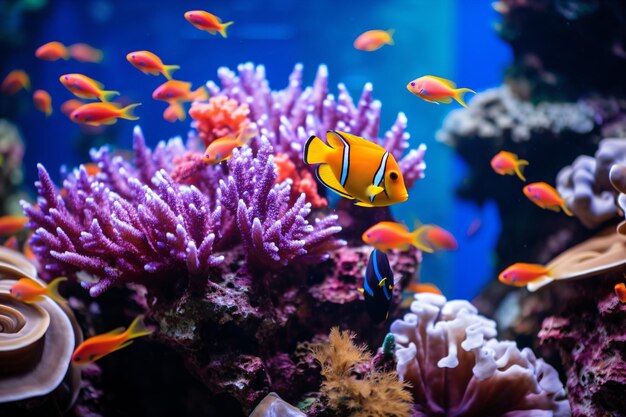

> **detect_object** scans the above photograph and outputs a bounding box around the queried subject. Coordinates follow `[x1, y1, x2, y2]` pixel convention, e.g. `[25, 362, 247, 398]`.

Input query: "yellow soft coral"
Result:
[312, 327, 412, 417]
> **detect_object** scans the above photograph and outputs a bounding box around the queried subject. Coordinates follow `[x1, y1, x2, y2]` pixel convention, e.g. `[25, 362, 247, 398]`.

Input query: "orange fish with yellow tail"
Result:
[0, 215, 28, 235]
[72, 315, 153, 365]
[185, 10, 233, 38]
[304, 130, 408, 207]
[1, 70, 30, 95]
[491, 151, 529, 181]
[499, 263, 552, 287]
[203, 127, 257, 164]
[362, 221, 457, 253]
[407, 75, 475, 108]
[35, 41, 70, 61]
[60, 74, 119, 102]
[523, 182, 572, 215]
[33, 89, 53, 117]
[152, 80, 207, 103]
[126, 50, 180, 80]
[9, 277, 67, 304]
[353, 29, 395, 51]
[71, 102, 141, 126]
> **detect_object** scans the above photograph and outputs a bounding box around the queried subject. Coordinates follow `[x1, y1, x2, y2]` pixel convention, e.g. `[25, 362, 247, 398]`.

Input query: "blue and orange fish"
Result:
[358, 249, 395, 323]
[304, 130, 408, 207]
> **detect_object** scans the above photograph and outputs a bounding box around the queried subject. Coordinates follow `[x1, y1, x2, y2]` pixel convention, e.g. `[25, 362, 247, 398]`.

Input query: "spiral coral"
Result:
[189, 95, 251, 146]
[390, 293, 571, 417]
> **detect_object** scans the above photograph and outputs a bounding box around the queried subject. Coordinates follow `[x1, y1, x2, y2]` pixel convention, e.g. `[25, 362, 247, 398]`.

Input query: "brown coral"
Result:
[312, 327, 412, 417]
[189, 95, 251, 146]
[275, 153, 327, 208]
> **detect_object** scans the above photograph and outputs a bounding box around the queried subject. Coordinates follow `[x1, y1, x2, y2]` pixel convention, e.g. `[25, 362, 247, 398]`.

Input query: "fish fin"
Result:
[354, 201, 375, 207]
[125, 315, 153, 340]
[219, 21, 234, 38]
[101, 118, 118, 125]
[561, 201, 573, 216]
[546, 205, 561, 213]
[422, 97, 440, 104]
[162, 65, 180, 80]
[430, 76, 457, 88]
[190, 86, 208, 102]
[411, 227, 435, 253]
[366, 184, 384, 197]
[357, 288, 365, 294]
[304, 135, 333, 165]
[171, 101, 186, 121]
[111, 340, 134, 353]
[386, 29, 395, 44]
[316, 165, 353, 199]
[514, 160, 528, 182]
[453, 88, 476, 108]
[329, 130, 380, 150]
[438, 97, 453, 104]
[527, 276, 554, 292]
[378, 277, 388, 287]
[119, 103, 141, 121]
[100, 90, 120, 102]
[104, 327, 126, 336]
[236, 127, 257, 146]
[45, 277, 67, 304]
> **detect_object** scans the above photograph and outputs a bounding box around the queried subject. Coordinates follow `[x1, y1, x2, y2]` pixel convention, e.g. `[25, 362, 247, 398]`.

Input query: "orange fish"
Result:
[35, 41, 70, 61]
[353, 29, 395, 51]
[126, 50, 180, 80]
[152, 80, 207, 103]
[1, 70, 30, 95]
[615, 283, 626, 303]
[523, 182, 572, 215]
[362, 221, 457, 253]
[407, 75, 475, 108]
[3, 236, 18, 251]
[59, 73, 119, 102]
[499, 263, 552, 287]
[0, 215, 28, 235]
[163, 101, 186, 122]
[405, 282, 442, 295]
[491, 151, 529, 181]
[203, 128, 256, 164]
[9, 277, 66, 304]
[72, 315, 153, 365]
[184, 10, 234, 38]
[69, 43, 103, 63]
[83, 163, 101, 176]
[421, 225, 458, 251]
[71, 102, 141, 126]
[33, 89, 52, 117]
[61, 99, 85, 118]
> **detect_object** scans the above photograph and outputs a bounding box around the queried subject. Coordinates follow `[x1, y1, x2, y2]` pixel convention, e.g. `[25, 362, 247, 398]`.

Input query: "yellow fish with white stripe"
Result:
[303, 130, 408, 207]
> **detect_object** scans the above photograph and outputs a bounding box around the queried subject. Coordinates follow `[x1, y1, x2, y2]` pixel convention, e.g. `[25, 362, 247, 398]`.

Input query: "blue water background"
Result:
[1, 0, 510, 300]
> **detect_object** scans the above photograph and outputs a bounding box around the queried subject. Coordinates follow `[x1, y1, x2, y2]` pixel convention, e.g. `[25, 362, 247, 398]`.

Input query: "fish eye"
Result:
[410, 82, 415, 86]
[64, 76, 69, 80]
[73, 356, 80, 362]
[73, 114, 79, 118]
[389, 171, 398, 181]
[131, 55, 136, 59]
[8, 288, 11, 293]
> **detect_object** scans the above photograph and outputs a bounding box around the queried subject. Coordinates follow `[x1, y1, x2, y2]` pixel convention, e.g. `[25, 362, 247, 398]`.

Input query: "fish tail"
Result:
[303, 135, 332, 165]
[386, 29, 395, 45]
[120, 103, 141, 120]
[514, 160, 529, 181]
[453, 88, 476, 108]
[162, 64, 180, 80]
[561, 201, 573, 216]
[172, 101, 186, 121]
[125, 314, 153, 340]
[191, 86, 208, 101]
[219, 21, 234, 38]
[411, 227, 434, 253]
[100, 90, 120, 102]
[46, 277, 67, 304]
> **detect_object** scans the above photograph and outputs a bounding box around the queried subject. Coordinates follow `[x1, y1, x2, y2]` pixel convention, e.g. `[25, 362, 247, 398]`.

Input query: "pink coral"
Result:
[189, 95, 251, 147]
[275, 153, 327, 208]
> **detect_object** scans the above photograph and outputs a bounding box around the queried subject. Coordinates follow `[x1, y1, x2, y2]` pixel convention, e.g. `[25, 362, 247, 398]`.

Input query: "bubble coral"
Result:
[390, 293, 571, 417]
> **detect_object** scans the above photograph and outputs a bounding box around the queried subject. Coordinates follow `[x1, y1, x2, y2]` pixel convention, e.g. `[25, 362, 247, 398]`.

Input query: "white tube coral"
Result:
[390, 293, 571, 417]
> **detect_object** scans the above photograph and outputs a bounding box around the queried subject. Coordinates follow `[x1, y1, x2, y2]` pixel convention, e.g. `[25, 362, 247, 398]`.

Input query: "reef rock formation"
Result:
[0, 119, 24, 215]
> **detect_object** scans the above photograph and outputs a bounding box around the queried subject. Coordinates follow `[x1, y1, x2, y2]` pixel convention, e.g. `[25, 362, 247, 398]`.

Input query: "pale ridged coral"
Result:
[390, 293, 571, 417]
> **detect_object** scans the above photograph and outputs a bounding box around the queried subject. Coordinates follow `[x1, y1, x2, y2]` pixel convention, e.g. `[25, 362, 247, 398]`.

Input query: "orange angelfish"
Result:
[185, 10, 234, 38]
[126, 51, 180, 80]
[491, 151, 529, 181]
[0, 215, 28, 235]
[523, 182, 573, 215]
[1, 70, 30, 95]
[615, 283, 626, 303]
[35, 41, 70, 61]
[60, 74, 119, 102]
[69, 43, 103, 63]
[498, 263, 552, 287]
[61, 99, 85, 118]
[152, 80, 207, 103]
[163, 101, 186, 122]
[9, 277, 66, 304]
[353, 29, 395, 52]
[203, 127, 256, 164]
[33, 89, 52, 117]
[407, 75, 476, 108]
[70, 102, 141, 126]
[72, 315, 153, 365]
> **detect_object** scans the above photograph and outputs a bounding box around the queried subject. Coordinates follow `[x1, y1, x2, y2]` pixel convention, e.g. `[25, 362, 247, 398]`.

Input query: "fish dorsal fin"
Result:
[316, 165, 353, 199]
[329, 130, 381, 151]
[379, 221, 410, 233]
[104, 327, 125, 336]
[429, 76, 457, 88]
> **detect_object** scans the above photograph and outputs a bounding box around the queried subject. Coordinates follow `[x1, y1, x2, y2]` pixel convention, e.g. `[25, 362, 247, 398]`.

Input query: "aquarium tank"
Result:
[0, 0, 625, 416]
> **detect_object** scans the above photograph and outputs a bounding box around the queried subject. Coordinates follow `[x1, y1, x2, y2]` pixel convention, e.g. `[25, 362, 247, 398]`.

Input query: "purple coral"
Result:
[23, 126, 344, 295]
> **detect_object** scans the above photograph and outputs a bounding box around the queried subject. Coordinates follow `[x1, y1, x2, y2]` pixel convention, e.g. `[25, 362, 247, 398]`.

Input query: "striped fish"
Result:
[359, 249, 395, 323]
[303, 130, 408, 207]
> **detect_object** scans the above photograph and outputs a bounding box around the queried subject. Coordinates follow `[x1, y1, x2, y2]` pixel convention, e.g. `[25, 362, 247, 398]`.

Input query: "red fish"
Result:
[498, 263, 551, 287]
[60, 73, 119, 102]
[1, 70, 30, 95]
[353, 29, 395, 51]
[9, 277, 66, 304]
[185, 10, 234, 38]
[72, 315, 153, 365]
[0, 215, 28, 235]
[33, 89, 52, 117]
[71, 102, 141, 126]
[35, 41, 69, 61]
[126, 51, 180, 80]
[69, 43, 103, 63]
[491, 151, 529, 181]
[152, 80, 207, 103]
[523, 182, 572, 215]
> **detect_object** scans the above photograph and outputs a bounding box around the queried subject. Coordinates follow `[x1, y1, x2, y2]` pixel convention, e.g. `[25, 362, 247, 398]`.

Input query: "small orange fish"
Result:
[353, 29, 395, 51]
[71, 102, 141, 126]
[163, 101, 186, 122]
[405, 282, 442, 295]
[407, 75, 475, 108]
[126, 51, 180, 80]
[203, 128, 256, 164]
[421, 226, 458, 251]
[499, 263, 551, 287]
[61, 99, 85, 118]
[83, 163, 101, 176]
[362, 221, 457, 253]
[615, 282, 626, 303]
[35, 41, 70, 61]
[68, 43, 103, 63]
[0, 215, 28, 235]
[72, 315, 153, 365]
[523, 182, 572, 215]
[59, 73, 119, 102]
[9, 277, 66, 304]
[1, 70, 30, 95]
[185, 10, 234, 38]
[491, 151, 529, 181]
[33, 89, 52, 117]
[152, 80, 207, 103]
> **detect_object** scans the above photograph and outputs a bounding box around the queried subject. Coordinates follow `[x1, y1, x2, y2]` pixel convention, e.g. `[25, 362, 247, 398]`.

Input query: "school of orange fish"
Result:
[1, 8, 624, 366]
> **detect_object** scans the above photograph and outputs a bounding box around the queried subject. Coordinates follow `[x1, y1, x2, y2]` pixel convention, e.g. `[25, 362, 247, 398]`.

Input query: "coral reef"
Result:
[391, 293, 570, 417]
[0, 119, 25, 215]
[311, 327, 412, 417]
[189, 95, 251, 146]
[275, 153, 327, 208]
